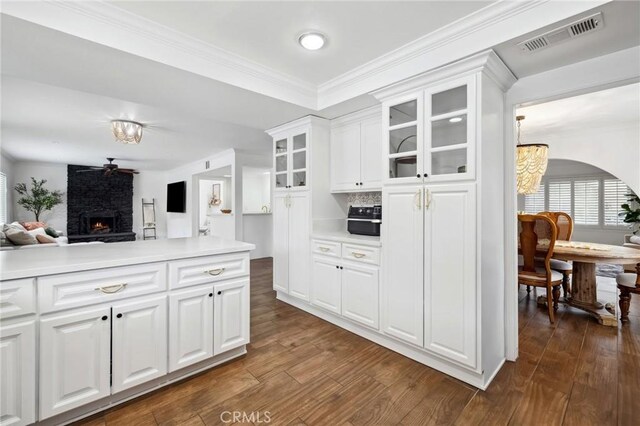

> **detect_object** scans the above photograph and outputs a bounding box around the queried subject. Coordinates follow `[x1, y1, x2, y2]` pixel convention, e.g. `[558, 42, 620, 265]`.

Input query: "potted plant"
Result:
[14, 178, 64, 221]
[620, 191, 640, 235]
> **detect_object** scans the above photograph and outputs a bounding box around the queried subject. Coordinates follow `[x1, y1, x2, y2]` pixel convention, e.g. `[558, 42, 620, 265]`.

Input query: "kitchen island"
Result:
[0, 236, 254, 426]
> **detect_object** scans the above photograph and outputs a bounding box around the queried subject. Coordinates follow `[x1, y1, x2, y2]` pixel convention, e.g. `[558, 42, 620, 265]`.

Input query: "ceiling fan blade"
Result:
[118, 168, 139, 174]
[76, 168, 103, 173]
[104, 169, 112, 177]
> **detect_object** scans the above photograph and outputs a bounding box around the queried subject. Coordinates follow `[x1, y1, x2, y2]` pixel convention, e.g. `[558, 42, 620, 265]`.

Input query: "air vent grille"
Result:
[518, 12, 603, 53]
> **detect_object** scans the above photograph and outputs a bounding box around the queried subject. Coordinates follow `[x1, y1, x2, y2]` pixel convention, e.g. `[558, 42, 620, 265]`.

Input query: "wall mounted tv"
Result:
[167, 181, 186, 213]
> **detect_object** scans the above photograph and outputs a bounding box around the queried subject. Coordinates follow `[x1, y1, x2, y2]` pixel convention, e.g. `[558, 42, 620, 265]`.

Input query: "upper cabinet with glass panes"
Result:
[266, 116, 329, 193]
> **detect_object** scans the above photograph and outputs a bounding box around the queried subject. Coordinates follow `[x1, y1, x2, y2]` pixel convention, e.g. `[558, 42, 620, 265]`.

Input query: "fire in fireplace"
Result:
[79, 210, 119, 235]
[90, 218, 113, 234]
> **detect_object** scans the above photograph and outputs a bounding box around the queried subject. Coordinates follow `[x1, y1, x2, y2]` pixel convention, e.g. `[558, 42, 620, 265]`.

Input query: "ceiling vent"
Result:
[518, 12, 603, 53]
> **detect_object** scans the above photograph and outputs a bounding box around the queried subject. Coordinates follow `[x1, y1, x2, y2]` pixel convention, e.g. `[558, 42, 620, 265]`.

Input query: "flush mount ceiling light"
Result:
[515, 115, 549, 195]
[111, 120, 143, 144]
[298, 32, 326, 50]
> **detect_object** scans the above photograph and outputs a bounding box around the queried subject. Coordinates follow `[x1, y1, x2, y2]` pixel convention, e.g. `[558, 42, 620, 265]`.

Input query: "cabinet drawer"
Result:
[38, 263, 167, 314]
[0, 278, 36, 319]
[312, 240, 341, 258]
[342, 244, 380, 265]
[169, 253, 250, 290]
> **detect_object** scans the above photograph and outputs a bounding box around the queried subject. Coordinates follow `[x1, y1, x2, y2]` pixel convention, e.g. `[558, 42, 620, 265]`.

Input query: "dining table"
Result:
[540, 240, 640, 326]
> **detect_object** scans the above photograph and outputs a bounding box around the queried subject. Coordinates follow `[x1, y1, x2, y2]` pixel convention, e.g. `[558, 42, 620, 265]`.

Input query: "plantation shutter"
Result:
[524, 184, 545, 214]
[0, 172, 7, 224]
[548, 181, 572, 214]
[574, 179, 599, 225]
[604, 179, 630, 227]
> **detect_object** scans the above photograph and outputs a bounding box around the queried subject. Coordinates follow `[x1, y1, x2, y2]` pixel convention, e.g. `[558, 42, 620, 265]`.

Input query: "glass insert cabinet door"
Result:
[385, 96, 423, 183]
[425, 76, 475, 180]
[273, 130, 309, 191]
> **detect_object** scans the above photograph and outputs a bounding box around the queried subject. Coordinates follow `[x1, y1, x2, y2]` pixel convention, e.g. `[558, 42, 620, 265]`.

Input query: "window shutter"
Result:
[604, 179, 630, 227]
[574, 179, 599, 225]
[548, 181, 572, 214]
[524, 184, 545, 214]
[0, 172, 6, 224]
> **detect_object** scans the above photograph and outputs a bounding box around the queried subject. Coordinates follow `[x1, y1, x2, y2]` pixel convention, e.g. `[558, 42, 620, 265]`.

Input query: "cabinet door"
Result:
[1, 320, 36, 426]
[213, 278, 249, 355]
[40, 306, 111, 419]
[424, 183, 477, 368]
[310, 255, 341, 314]
[383, 94, 424, 186]
[342, 262, 379, 329]
[169, 286, 214, 372]
[112, 295, 167, 393]
[330, 124, 361, 192]
[381, 185, 424, 346]
[360, 117, 382, 190]
[290, 131, 309, 191]
[274, 137, 289, 191]
[273, 193, 289, 293]
[288, 192, 311, 301]
[424, 75, 476, 182]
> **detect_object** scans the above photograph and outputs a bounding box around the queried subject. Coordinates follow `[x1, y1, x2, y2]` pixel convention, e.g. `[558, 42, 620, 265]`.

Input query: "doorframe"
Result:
[503, 46, 640, 361]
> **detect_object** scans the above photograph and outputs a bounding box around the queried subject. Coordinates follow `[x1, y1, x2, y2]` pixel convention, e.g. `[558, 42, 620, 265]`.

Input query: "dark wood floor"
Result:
[76, 258, 640, 425]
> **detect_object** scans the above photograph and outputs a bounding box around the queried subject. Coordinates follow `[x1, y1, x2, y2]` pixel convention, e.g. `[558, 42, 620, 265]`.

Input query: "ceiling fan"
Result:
[76, 158, 139, 176]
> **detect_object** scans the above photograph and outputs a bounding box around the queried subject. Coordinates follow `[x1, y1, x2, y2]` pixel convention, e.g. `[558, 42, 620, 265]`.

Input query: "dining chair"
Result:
[617, 266, 640, 322]
[518, 214, 564, 323]
[538, 211, 574, 298]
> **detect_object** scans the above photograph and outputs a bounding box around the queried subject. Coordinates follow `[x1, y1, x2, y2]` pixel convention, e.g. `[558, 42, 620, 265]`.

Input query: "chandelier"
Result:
[516, 115, 548, 195]
[111, 120, 143, 144]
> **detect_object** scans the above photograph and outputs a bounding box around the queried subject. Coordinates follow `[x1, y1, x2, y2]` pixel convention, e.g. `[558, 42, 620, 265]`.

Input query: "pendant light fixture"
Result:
[516, 115, 548, 195]
[111, 120, 143, 144]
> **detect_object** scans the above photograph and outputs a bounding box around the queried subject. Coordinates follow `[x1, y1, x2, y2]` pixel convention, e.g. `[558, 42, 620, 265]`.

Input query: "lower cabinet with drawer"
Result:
[310, 240, 380, 330]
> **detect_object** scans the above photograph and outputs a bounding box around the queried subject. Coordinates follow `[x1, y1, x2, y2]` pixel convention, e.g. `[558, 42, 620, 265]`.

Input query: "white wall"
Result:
[242, 169, 270, 213]
[243, 214, 272, 259]
[132, 170, 167, 239]
[1, 152, 16, 223]
[11, 161, 67, 230]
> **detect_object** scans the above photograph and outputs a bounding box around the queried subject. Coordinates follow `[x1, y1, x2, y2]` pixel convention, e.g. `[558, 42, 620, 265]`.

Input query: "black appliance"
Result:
[347, 205, 381, 236]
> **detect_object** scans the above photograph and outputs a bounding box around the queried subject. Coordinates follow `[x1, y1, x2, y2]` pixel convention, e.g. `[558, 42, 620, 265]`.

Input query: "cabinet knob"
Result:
[209, 293, 213, 297]
[424, 173, 429, 177]
[101, 315, 108, 321]
[360, 182, 363, 186]
[217, 291, 222, 295]
[340, 266, 344, 270]
[116, 313, 123, 318]
[336, 265, 339, 269]
[416, 174, 420, 178]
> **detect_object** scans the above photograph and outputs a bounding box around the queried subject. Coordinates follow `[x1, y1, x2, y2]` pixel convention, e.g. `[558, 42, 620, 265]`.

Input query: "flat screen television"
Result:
[167, 181, 186, 213]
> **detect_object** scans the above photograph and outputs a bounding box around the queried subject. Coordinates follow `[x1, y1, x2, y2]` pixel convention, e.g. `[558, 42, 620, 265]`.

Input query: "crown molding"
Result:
[265, 115, 329, 138]
[330, 105, 381, 129]
[1, 0, 318, 109]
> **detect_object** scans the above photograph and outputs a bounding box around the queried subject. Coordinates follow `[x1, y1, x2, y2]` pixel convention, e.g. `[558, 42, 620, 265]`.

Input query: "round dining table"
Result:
[542, 241, 640, 326]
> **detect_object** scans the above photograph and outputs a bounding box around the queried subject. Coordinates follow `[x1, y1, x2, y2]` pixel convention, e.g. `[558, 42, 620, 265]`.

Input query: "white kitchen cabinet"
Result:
[272, 193, 290, 293]
[169, 286, 214, 372]
[287, 192, 311, 301]
[111, 295, 167, 393]
[40, 306, 111, 420]
[342, 262, 379, 329]
[311, 255, 341, 314]
[213, 278, 249, 355]
[0, 320, 36, 426]
[274, 130, 308, 192]
[381, 186, 424, 346]
[330, 108, 382, 192]
[424, 183, 477, 368]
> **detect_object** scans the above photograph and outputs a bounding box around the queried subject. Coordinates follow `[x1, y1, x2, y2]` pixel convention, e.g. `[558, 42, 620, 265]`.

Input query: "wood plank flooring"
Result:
[76, 258, 640, 425]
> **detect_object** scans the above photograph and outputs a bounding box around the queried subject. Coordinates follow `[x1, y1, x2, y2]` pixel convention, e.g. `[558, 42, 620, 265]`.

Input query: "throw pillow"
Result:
[36, 234, 56, 244]
[22, 221, 47, 231]
[45, 227, 59, 238]
[10, 221, 27, 231]
[4, 227, 37, 245]
[0, 230, 12, 246]
[631, 235, 640, 245]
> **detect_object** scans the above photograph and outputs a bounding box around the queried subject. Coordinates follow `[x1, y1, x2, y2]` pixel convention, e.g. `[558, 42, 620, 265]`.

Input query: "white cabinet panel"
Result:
[341, 243, 380, 266]
[311, 256, 341, 315]
[112, 296, 168, 393]
[311, 239, 341, 258]
[0, 279, 35, 320]
[360, 117, 382, 190]
[331, 124, 361, 191]
[214, 279, 249, 355]
[169, 253, 250, 290]
[381, 186, 424, 346]
[273, 193, 289, 293]
[1, 320, 36, 426]
[169, 286, 213, 372]
[287, 193, 310, 301]
[424, 183, 477, 368]
[40, 306, 111, 419]
[342, 262, 379, 330]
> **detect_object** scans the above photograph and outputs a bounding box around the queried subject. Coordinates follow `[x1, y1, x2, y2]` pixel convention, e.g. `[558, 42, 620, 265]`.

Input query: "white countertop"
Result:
[0, 237, 255, 281]
[311, 231, 381, 247]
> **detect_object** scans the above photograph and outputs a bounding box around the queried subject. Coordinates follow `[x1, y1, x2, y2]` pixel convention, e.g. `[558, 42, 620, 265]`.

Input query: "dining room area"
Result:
[512, 81, 640, 423]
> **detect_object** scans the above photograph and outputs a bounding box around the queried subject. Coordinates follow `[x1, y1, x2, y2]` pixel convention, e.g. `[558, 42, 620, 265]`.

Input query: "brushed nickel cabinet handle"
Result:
[319, 247, 330, 252]
[95, 283, 127, 294]
[205, 268, 225, 276]
[351, 252, 366, 259]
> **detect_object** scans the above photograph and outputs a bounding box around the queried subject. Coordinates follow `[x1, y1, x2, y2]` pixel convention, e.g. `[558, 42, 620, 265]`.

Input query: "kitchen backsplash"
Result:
[346, 192, 382, 206]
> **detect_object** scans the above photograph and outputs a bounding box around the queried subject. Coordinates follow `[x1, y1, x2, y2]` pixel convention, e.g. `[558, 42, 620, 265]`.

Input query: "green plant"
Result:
[620, 191, 640, 234]
[14, 178, 63, 222]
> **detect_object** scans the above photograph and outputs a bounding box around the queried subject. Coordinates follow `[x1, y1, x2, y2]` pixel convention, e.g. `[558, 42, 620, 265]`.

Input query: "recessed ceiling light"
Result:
[449, 117, 463, 123]
[298, 32, 326, 51]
